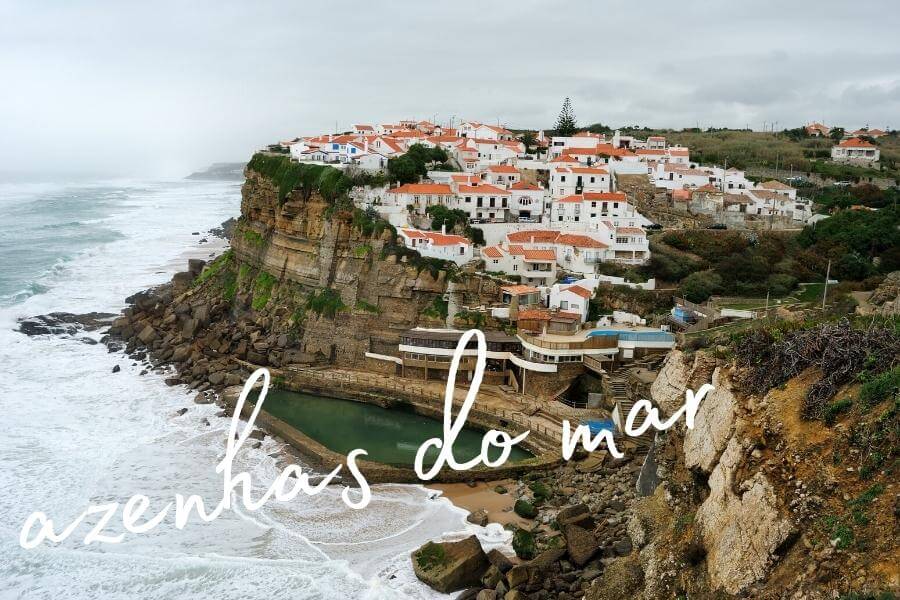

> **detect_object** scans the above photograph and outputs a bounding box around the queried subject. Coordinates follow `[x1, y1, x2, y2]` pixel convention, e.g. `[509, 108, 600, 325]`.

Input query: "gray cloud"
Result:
[1, 0, 899, 177]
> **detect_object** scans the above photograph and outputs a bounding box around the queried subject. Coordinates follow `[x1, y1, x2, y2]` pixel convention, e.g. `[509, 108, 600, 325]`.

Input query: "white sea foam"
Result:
[0, 180, 474, 599]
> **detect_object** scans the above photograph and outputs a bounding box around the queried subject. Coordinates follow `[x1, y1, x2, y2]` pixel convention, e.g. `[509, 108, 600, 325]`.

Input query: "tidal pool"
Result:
[255, 390, 533, 467]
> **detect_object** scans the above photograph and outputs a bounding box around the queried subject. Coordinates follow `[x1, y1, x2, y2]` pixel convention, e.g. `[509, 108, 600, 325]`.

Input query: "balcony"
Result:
[519, 333, 619, 351]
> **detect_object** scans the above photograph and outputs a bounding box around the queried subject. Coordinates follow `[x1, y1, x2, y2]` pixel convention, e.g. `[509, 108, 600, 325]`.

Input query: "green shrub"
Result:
[528, 481, 551, 504]
[512, 528, 536, 560]
[421, 297, 449, 319]
[859, 367, 900, 409]
[679, 270, 723, 303]
[823, 398, 853, 425]
[514, 499, 537, 519]
[306, 288, 346, 318]
[354, 299, 380, 314]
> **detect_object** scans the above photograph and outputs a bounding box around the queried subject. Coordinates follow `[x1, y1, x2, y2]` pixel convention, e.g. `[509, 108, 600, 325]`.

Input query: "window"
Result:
[560, 176, 566, 182]
[560, 300, 569, 309]
[513, 264, 518, 271]
[558, 216, 563, 222]
[465, 196, 471, 203]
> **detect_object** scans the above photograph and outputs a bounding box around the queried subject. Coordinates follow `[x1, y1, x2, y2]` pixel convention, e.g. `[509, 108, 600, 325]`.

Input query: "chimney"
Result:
[364, 138, 369, 153]
[441, 223, 446, 235]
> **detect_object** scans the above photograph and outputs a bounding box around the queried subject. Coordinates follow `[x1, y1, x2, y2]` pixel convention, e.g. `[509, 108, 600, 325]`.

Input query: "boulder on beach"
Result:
[466, 509, 488, 527]
[411, 536, 490, 594]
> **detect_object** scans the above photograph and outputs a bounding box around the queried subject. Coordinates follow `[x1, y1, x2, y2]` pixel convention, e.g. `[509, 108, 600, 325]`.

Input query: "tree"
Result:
[520, 131, 537, 153]
[829, 127, 845, 142]
[679, 271, 723, 303]
[555, 97, 577, 137]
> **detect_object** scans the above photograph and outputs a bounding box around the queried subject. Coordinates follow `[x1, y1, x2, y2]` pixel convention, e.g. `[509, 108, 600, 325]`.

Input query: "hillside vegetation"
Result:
[615, 127, 900, 181]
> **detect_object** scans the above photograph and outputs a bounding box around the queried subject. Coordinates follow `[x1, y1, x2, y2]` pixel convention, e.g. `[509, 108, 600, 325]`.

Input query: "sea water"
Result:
[0, 179, 507, 599]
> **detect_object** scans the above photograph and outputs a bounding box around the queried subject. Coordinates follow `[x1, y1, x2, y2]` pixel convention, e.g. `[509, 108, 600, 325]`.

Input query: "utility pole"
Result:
[822, 260, 832, 311]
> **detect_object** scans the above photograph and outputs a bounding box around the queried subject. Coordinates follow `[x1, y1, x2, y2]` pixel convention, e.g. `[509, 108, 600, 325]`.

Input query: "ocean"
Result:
[0, 179, 507, 599]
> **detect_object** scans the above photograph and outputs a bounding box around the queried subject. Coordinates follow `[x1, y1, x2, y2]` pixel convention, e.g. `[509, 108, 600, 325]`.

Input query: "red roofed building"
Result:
[548, 283, 594, 322]
[398, 226, 473, 265]
[483, 164, 521, 187]
[384, 183, 454, 213]
[832, 137, 880, 164]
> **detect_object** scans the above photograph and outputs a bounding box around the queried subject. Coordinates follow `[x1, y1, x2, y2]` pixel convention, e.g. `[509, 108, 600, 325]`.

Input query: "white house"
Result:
[509, 181, 546, 221]
[480, 244, 557, 286]
[483, 164, 521, 187]
[398, 227, 474, 265]
[456, 183, 511, 222]
[458, 121, 516, 141]
[548, 284, 593, 322]
[756, 180, 797, 200]
[548, 166, 611, 198]
[384, 183, 455, 214]
[832, 138, 880, 164]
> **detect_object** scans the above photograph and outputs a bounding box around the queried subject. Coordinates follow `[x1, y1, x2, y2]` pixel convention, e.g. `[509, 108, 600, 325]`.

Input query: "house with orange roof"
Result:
[805, 122, 831, 137]
[384, 183, 454, 213]
[548, 283, 593, 322]
[458, 121, 516, 142]
[550, 191, 651, 231]
[832, 137, 880, 164]
[547, 132, 608, 158]
[481, 243, 557, 286]
[398, 226, 473, 265]
[455, 183, 511, 222]
[483, 164, 521, 187]
[849, 127, 886, 139]
[646, 136, 666, 150]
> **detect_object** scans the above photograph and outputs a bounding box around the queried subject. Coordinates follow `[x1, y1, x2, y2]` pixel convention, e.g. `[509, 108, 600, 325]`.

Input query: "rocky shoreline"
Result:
[412, 454, 644, 599]
[15, 230, 648, 598]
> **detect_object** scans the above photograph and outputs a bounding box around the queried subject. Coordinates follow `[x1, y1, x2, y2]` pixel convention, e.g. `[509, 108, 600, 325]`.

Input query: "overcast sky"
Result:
[2, 0, 899, 178]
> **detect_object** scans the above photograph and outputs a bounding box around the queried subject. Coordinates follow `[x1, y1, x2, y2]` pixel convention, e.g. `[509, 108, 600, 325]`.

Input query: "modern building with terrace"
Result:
[517, 325, 675, 371]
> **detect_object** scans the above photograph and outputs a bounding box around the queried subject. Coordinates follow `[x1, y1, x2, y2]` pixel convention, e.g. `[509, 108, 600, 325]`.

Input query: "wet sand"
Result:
[430, 478, 534, 528]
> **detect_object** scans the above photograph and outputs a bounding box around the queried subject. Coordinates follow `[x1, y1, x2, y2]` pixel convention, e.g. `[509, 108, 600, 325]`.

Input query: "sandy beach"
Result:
[430, 478, 535, 529]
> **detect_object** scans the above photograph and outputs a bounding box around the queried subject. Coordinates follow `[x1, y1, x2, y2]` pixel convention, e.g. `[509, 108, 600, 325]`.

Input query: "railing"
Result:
[583, 354, 610, 373]
[519, 333, 618, 350]
[402, 355, 477, 370]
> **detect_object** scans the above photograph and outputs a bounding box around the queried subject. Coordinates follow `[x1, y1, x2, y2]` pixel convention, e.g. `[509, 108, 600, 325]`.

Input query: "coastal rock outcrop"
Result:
[695, 437, 792, 594]
[411, 536, 490, 593]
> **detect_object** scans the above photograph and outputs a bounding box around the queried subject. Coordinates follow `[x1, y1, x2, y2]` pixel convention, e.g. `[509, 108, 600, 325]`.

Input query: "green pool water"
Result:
[252, 390, 533, 467]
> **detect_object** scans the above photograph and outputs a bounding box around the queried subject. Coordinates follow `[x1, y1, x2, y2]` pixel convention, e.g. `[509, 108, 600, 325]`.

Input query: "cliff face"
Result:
[588, 349, 899, 599]
[225, 168, 453, 364]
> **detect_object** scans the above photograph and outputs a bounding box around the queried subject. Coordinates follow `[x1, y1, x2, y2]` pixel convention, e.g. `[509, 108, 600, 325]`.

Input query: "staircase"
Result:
[610, 370, 655, 450]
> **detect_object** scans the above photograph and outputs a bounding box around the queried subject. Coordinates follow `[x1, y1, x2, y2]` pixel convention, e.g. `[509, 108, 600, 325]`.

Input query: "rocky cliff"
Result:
[588, 344, 899, 599]
[106, 158, 509, 391]
[228, 166, 452, 364]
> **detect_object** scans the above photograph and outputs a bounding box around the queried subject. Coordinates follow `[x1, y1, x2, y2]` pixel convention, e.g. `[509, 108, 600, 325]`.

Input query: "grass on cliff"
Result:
[251, 271, 278, 310]
[306, 288, 346, 319]
[247, 153, 384, 205]
[193, 250, 233, 287]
